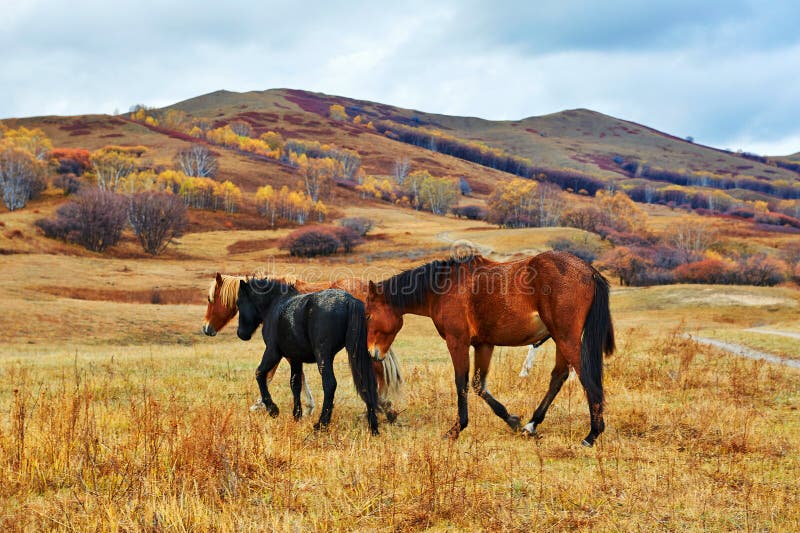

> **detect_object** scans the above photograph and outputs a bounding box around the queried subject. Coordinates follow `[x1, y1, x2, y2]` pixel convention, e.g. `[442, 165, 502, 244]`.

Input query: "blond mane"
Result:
[210, 271, 294, 310]
[208, 275, 245, 310]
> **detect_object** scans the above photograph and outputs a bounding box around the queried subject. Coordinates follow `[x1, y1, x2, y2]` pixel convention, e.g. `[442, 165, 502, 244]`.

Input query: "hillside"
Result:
[164, 88, 799, 186]
[5, 88, 798, 206]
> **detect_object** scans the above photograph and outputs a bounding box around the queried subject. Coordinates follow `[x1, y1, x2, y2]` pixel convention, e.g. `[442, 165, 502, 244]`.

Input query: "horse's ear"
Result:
[215, 272, 223, 285]
[239, 279, 248, 292]
[368, 280, 378, 300]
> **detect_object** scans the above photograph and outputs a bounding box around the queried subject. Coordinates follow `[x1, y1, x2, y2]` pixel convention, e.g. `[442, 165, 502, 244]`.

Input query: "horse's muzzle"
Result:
[237, 329, 252, 341]
[201, 324, 217, 337]
[372, 347, 386, 362]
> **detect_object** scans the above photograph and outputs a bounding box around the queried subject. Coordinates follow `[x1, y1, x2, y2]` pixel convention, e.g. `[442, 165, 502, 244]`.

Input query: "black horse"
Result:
[236, 278, 380, 435]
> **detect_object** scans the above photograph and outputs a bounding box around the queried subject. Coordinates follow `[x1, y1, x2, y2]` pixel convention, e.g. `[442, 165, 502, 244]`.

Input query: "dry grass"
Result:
[1, 321, 799, 531]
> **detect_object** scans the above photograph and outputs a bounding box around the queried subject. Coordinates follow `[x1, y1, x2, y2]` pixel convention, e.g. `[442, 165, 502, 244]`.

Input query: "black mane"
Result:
[248, 276, 300, 296]
[376, 254, 480, 309]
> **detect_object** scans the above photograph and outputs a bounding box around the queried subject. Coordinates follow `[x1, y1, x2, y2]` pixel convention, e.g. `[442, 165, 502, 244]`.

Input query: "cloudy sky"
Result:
[2, 0, 799, 155]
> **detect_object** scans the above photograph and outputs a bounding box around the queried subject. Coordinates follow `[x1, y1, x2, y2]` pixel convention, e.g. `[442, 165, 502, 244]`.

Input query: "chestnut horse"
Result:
[366, 251, 615, 446]
[203, 273, 402, 421]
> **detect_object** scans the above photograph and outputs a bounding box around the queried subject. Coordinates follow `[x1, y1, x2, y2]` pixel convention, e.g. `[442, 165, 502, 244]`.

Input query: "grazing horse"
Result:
[366, 251, 615, 446]
[202, 273, 402, 420]
[237, 278, 381, 434]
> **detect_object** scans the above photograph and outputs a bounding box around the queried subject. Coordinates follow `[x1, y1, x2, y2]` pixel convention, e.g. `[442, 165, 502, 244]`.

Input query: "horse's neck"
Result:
[393, 299, 432, 318]
[255, 291, 293, 316]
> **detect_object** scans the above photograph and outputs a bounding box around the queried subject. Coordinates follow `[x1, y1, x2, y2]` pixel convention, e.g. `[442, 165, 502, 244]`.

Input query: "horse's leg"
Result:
[578, 365, 605, 448]
[255, 349, 282, 418]
[314, 353, 337, 430]
[374, 357, 398, 423]
[251, 358, 282, 412]
[445, 336, 470, 439]
[300, 371, 315, 416]
[289, 359, 304, 421]
[522, 347, 570, 436]
[472, 343, 520, 431]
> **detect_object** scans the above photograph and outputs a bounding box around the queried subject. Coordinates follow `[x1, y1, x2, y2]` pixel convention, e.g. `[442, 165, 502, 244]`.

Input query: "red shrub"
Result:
[673, 259, 735, 284]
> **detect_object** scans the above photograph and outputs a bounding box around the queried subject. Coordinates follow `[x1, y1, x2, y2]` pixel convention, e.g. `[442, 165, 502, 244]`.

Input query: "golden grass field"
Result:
[1, 205, 799, 531]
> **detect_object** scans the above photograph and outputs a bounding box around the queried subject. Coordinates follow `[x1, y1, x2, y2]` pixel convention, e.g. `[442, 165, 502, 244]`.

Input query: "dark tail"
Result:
[345, 298, 380, 410]
[580, 270, 616, 404]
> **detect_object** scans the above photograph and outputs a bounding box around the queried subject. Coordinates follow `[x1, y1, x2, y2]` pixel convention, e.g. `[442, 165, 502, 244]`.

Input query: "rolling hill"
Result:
[6, 88, 797, 203]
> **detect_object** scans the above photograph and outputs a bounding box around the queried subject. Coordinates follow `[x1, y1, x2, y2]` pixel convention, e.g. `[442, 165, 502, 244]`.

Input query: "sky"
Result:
[1, 0, 799, 155]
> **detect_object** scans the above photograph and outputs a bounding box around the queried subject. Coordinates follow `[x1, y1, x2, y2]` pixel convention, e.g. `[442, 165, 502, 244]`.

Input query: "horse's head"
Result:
[202, 273, 239, 336]
[236, 279, 263, 341]
[366, 280, 403, 362]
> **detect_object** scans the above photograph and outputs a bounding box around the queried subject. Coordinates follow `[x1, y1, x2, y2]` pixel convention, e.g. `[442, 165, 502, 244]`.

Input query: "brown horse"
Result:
[203, 273, 402, 421]
[366, 251, 615, 446]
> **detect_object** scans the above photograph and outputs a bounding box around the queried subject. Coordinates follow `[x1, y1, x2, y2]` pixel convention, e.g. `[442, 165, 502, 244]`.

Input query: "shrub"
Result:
[53, 173, 82, 195]
[673, 259, 735, 284]
[737, 254, 788, 286]
[331, 226, 363, 253]
[35, 188, 127, 251]
[338, 217, 373, 236]
[547, 237, 602, 264]
[453, 205, 486, 220]
[282, 227, 342, 258]
[561, 206, 612, 233]
[128, 191, 187, 255]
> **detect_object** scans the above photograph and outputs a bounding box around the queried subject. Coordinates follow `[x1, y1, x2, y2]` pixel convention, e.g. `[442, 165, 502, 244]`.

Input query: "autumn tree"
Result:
[128, 191, 187, 255]
[0, 142, 46, 210]
[487, 178, 538, 227]
[297, 155, 337, 202]
[596, 190, 648, 233]
[329, 104, 348, 121]
[418, 175, 459, 215]
[174, 144, 218, 178]
[90, 146, 144, 192]
[213, 180, 242, 213]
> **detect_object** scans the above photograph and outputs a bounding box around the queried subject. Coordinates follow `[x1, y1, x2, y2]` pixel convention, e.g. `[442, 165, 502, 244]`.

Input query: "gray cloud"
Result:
[1, 0, 798, 155]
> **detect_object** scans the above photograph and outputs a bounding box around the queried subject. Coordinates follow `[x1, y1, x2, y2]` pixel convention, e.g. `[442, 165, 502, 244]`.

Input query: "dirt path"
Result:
[686, 335, 800, 369]
[745, 328, 800, 340]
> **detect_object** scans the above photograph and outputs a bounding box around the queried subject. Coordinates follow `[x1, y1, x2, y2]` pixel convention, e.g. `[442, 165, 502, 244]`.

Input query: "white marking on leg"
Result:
[250, 398, 265, 412]
[302, 371, 315, 415]
[523, 422, 536, 434]
[519, 345, 536, 377]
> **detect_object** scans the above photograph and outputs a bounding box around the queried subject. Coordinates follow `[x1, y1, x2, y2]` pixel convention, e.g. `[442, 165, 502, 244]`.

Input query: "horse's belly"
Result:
[483, 312, 549, 346]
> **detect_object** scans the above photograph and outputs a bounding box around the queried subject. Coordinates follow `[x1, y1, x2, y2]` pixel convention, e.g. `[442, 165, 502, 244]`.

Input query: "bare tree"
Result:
[534, 182, 564, 227]
[668, 222, 718, 262]
[128, 191, 187, 255]
[393, 157, 410, 185]
[174, 144, 218, 178]
[229, 121, 251, 137]
[338, 149, 361, 181]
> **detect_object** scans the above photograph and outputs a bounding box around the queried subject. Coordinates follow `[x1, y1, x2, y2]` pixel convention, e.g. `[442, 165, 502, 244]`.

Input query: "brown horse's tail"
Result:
[345, 298, 380, 409]
[580, 271, 616, 403]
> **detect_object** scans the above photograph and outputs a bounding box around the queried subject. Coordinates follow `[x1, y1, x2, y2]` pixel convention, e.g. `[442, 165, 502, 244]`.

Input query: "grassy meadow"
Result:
[1, 206, 799, 531]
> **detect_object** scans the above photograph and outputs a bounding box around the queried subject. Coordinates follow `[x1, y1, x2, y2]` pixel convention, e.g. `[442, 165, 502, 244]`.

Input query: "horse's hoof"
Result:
[581, 439, 593, 448]
[520, 422, 537, 437]
[443, 425, 461, 440]
[313, 421, 329, 431]
[266, 404, 279, 418]
[250, 401, 265, 412]
[506, 415, 521, 431]
[385, 410, 398, 424]
[370, 427, 380, 436]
